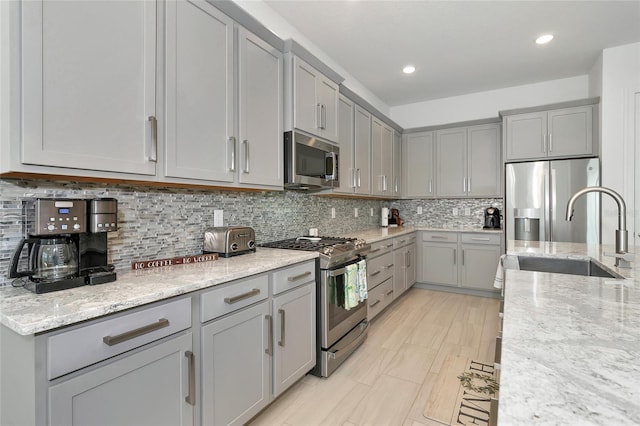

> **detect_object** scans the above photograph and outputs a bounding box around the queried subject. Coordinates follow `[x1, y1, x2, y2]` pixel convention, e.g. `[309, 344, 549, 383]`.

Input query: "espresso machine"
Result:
[8, 198, 118, 293]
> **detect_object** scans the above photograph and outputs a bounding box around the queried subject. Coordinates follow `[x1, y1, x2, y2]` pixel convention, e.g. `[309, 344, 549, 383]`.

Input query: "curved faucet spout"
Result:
[565, 186, 627, 254]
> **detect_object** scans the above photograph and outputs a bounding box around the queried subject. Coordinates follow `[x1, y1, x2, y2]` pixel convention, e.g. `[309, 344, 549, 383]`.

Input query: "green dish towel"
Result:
[344, 263, 359, 310]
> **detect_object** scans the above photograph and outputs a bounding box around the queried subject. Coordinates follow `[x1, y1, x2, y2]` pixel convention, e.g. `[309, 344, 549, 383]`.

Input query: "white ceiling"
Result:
[263, 0, 640, 107]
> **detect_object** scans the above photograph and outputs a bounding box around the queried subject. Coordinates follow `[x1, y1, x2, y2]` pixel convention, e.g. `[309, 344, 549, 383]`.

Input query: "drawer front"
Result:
[422, 231, 458, 243]
[367, 277, 394, 320]
[271, 260, 316, 295]
[393, 233, 417, 249]
[367, 251, 394, 290]
[48, 297, 191, 380]
[368, 239, 395, 258]
[201, 274, 269, 323]
[460, 233, 502, 245]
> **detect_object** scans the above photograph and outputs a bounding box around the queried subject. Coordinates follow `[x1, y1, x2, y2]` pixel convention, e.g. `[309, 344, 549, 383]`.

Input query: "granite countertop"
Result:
[500, 240, 640, 424]
[0, 248, 317, 336]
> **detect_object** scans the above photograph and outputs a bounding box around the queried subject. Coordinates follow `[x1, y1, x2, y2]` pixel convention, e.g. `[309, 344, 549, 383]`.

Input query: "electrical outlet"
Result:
[331, 207, 336, 219]
[452, 207, 458, 216]
[417, 206, 423, 214]
[214, 210, 223, 227]
[370, 208, 374, 216]
[354, 207, 358, 218]
[464, 207, 471, 216]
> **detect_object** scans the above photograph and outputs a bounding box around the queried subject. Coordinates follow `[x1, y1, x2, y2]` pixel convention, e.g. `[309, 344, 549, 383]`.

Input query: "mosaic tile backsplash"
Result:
[0, 178, 501, 286]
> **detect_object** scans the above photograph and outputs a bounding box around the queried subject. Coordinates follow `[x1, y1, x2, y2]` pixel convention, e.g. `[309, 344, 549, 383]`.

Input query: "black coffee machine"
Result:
[483, 207, 501, 229]
[9, 198, 118, 293]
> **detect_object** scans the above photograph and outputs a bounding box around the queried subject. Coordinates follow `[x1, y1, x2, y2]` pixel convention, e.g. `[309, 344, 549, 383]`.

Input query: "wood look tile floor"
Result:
[248, 288, 500, 426]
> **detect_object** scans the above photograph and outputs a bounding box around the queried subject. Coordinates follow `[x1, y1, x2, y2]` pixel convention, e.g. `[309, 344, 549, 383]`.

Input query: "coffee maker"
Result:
[9, 198, 118, 293]
[483, 207, 501, 229]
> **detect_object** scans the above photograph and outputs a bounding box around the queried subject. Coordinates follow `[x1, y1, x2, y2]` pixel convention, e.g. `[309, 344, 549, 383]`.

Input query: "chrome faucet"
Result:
[565, 186, 632, 268]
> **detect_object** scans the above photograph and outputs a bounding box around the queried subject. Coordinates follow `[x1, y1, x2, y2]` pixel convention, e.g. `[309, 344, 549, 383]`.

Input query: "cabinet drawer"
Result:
[460, 233, 502, 245]
[422, 231, 458, 243]
[393, 233, 416, 249]
[367, 251, 394, 290]
[201, 274, 269, 323]
[368, 239, 394, 258]
[271, 260, 315, 295]
[48, 298, 191, 380]
[367, 277, 394, 320]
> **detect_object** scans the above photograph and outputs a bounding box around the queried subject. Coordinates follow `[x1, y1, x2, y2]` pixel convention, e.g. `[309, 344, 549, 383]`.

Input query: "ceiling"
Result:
[263, 0, 640, 107]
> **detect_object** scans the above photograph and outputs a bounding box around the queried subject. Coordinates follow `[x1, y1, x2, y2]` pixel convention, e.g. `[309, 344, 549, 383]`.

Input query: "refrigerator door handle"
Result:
[543, 164, 551, 242]
[550, 167, 557, 242]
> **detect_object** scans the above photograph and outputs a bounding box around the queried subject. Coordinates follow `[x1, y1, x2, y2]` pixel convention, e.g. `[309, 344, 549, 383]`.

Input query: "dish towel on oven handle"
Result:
[344, 263, 359, 310]
[356, 259, 368, 302]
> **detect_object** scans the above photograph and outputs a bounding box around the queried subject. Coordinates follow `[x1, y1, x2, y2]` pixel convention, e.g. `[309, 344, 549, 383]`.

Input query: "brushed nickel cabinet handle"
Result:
[185, 351, 196, 406]
[549, 133, 553, 152]
[242, 139, 250, 173]
[370, 270, 381, 277]
[228, 136, 236, 172]
[278, 309, 286, 347]
[453, 249, 457, 265]
[542, 134, 547, 153]
[385, 243, 394, 248]
[316, 104, 322, 129]
[386, 289, 393, 296]
[463, 177, 466, 193]
[471, 237, 491, 242]
[462, 249, 465, 265]
[431, 235, 448, 240]
[288, 271, 312, 282]
[406, 252, 410, 267]
[147, 116, 157, 162]
[357, 168, 362, 188]
[102, 318, 169, 346]
[321, 104, 327, 129]
[467, 177, 471, 193]
[265, 315, 273, 355]
[224, 288, 260, 304]
[369, 248, 381, 254]
[385, 263, 394, 269]
[429, 179, 432, 194]
[370, 299, 381, 308]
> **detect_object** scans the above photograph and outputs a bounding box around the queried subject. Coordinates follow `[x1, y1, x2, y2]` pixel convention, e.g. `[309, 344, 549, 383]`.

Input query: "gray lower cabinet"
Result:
[393, 235, 417, 298]
[49, 332, 194, 426]
[460, 243, 502, 291]
[420, 242, 459, 286]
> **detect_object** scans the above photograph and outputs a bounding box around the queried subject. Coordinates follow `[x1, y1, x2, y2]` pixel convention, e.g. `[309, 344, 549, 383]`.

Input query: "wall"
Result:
[390, 75, 590, 129]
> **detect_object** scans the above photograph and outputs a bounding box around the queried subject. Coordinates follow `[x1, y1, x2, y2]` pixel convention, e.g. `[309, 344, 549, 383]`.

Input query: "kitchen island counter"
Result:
[500, 240, 640, 424]
[0, 248, 317, 336]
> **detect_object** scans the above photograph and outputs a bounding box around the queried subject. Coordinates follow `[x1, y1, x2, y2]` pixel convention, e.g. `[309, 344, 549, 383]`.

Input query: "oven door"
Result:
[320, 261, 368, 349]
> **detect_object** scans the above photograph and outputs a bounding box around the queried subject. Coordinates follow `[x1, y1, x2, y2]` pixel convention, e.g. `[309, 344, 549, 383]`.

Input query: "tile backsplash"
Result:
[0, 178, 502, 286]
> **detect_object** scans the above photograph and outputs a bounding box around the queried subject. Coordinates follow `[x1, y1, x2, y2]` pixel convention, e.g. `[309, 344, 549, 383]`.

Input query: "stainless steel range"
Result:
[261, 236, 371, 377]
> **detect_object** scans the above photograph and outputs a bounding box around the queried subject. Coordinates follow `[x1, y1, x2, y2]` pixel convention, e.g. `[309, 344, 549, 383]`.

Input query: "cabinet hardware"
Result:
[352, 169, 357, 188]
[399, 240, 406, 244]
[369, 248, 381, 254]
[429, 179, 433, 194]
[386, 289, 393, 296]
[242, 139, 250, 173]
[385, 263, 394, 269]
[549, 133, 553, 152]
[463, 177, 466, 193]
[431, 235, 447, 240]
[147, 116, 158, 162]
[278, 309, 286, 347]
[462, 249, 465, 265]
[185, 351, 196, 406]
[369, 299, 381, 307]
[321, 104, 327, 129]
[102, 318, 169, 346]
[406, 252, 410, 267]
[224, 288, 260, 304]
[467, 177, 471, 193]
[542, 134, 547, 153]
[316, 104, 322, 129]
[265, 315, 273, 355]
[471, 237, 491, 241]
[228, 136, 236, 172]
[385, 243, 394, 249]
[383, 175, 388, 192]
[370, 270, 381, 277]
[357, 168, 362, 188]
[453, 249, 457, 265]
[394, 177, 398, 193]
[288, 271, 312, 281]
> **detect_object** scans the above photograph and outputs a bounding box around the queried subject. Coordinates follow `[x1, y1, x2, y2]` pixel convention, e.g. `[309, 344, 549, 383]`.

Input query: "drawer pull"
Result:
[287, 271, 312, 282]
[102, 318, 170, 346]
[369, 299, 381, 308]
[370, 270, 381, 277]
[224, 288, 260, 304]
[385, 243, 394, 248]
[369, 248, 381, 254]
[385, 263, 394, 269]
[185, 351, 196, 406]
[431, 235, 447, 240]
[386, 289, 394, 296]
[471, 237, 491, 242]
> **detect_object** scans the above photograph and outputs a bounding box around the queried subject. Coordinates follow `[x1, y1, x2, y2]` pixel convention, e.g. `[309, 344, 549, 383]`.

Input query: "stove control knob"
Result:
[322, 247, 334, 255]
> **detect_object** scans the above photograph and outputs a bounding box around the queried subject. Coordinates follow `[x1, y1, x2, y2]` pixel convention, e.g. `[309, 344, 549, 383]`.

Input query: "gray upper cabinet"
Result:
[288, 55, 339, 142]
[504, 105, 595, 162]
[436, 123, 501, 198]
[354, 105, 372, 195]
[371, 118, 394, 197]
[20, 0, 158, 175]
[335, 95, 356, 194]
[392, 130, 402, 196]
[403, 131, 435, 198]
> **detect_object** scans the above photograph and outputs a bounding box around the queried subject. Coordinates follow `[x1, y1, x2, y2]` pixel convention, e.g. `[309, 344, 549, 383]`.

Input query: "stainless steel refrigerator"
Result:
[505, 158, 600, 244]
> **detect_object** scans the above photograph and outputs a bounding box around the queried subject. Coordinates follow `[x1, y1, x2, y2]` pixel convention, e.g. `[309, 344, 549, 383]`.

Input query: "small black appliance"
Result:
[483, 207, 501, 229]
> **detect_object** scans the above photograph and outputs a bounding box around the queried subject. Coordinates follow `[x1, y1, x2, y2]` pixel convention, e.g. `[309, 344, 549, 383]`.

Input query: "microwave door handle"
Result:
[326, 152, 337, 181]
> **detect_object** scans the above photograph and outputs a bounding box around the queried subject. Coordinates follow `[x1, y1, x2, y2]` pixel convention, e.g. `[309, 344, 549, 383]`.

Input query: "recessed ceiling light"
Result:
[535, 34, 554, 45]
[403, 65, 416, 74]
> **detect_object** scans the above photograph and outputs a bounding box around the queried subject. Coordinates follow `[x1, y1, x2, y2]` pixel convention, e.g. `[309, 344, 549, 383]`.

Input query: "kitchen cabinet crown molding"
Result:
[499, 97, 600, 117]
[283, 39, 344, 85]
[339, 85, 403, 133]
[403, 116, 501, 134]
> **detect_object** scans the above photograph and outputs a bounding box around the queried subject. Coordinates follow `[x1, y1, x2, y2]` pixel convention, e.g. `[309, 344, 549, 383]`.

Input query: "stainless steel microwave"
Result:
[284, 131, 339, 190]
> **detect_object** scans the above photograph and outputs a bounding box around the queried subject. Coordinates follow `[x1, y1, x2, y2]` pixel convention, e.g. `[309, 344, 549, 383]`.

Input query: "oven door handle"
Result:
[327, 267, 347, 277]
[328, 320, 369, 360]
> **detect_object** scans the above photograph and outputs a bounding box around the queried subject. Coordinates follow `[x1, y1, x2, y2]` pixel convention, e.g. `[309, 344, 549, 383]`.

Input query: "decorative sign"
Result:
[132, 253, 218, 270]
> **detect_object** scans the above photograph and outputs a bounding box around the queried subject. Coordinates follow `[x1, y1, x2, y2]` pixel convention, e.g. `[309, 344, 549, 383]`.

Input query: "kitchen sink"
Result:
[516, 256, 624, 279]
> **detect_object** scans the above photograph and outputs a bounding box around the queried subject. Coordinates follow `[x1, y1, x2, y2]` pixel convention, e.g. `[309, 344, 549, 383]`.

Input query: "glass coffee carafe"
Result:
[10, 236, 79, 282]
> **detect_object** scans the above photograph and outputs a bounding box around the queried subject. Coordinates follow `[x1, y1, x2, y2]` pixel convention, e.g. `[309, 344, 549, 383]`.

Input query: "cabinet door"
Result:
[317, 76, 339, 142]
[393, 248, 407, 298]
[404, 132, 435, 197]
[354, 106, 372, 194]
[22, 0, 157, 175]
[436, 128, 467, 197]
[406, 243, 417, 288]
[392, 130, 402, 196]
[293, 57, 319, 136]
[467, 124, 501, 197]
[421, 243, 458, 286]
[49, 333, 194, 426]
[335, 95, 355, 193]
[201, 301, 270, 426]
[165, 0, 234, 182]
[460, 244, 501, 291]
[238, 28, 283, 187]
[371, 119, 393, 196]
[547, 106, 593, 158]
[505, 112, 547, 161]
[272, 283, 316, 397]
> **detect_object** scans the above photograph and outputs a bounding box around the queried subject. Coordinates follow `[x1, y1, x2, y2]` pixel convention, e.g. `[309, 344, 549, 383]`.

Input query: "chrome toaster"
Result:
[204, 226, 256, 257]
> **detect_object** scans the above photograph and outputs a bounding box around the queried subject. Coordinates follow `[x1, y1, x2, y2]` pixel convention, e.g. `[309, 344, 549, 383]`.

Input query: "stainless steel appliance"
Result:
[260, 236, 370, 377]
[284, 130, 339, 190]
[203, 226, 256, 257]
[8, 198, 118, 293]
[505, 158, 600, 243]
[483, 207, 501, 229]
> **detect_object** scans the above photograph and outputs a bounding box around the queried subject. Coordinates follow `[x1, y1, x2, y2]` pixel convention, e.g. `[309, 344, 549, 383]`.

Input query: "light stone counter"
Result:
[351, 225, 503, 244]
[0, 248, 317, 336]
[499, 240, 640, 425]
